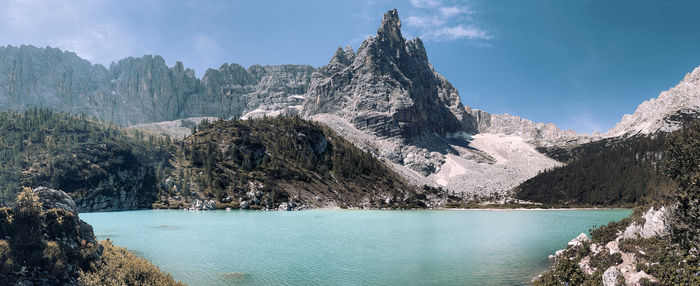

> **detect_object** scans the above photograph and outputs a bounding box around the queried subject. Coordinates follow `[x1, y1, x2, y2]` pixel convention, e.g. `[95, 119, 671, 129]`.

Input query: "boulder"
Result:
[622, 206, 668, 240]
[278, 202, 291, 211]
[640, 206, 668, 238]
[33, 187, 78, 215]
[590, 243, 604, 255]
[602, 266, 622, 286]
[203, 200, 216, 210]
[578, 255, 594, 275]
[568, 233, 590, 247]
[606, 241, 620, 255]
[627, 270, 655, 285]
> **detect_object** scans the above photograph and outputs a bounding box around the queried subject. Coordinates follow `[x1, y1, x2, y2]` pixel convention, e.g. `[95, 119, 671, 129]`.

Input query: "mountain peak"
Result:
[377, 9, 403, 44]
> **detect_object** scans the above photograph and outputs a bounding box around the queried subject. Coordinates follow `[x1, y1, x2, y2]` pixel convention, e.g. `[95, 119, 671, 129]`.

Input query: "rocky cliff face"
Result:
[465, 106, 593, 147]
[607, 66, 700, 137]
[303, 9, 477, 140]
[0, 45, 315, 126]
[0, 45, 110, 117]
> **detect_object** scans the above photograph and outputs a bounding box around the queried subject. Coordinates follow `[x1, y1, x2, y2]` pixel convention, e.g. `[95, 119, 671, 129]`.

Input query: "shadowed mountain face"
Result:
[0, 10, 476, 143]
[303, 9, 477, 141]
[0, 45, 314, 125]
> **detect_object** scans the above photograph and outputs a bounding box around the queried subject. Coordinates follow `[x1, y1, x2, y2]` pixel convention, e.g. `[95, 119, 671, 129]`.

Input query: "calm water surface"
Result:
[81, 209, 630, 285]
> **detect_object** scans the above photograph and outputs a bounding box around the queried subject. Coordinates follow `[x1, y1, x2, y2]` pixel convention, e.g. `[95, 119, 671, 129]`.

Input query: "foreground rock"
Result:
[622, 206, 668, 240]
[537, 206, 669, 286]
[0, 187, 183, 286]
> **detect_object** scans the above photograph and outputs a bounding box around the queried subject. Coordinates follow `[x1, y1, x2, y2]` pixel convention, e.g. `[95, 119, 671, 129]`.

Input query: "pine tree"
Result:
[665, 121, 700, 249]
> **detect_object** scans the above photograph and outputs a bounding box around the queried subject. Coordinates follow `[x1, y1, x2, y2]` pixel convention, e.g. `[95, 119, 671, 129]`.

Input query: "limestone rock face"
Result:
[0, 45, 315, 126]
[303, 9, 477, 141]
[96, 55, 202, 125]
[198, 63, 315, 120]
[623, 206, 669, 240]
[0, 45, 110, 117]
[466, 106, 594, 147]
[608, 66, 700, 137]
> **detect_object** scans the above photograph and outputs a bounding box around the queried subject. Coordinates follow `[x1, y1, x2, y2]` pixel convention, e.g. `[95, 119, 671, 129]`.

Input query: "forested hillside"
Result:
[517, 134, 674, 205]
[0, 109, 173, 210]
[156, 116, 441, 210]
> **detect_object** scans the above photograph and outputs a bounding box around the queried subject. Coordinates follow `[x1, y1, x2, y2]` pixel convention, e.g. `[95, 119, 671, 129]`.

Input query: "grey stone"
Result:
[568, 233, 590, 247]
[602, 266, 622, 286]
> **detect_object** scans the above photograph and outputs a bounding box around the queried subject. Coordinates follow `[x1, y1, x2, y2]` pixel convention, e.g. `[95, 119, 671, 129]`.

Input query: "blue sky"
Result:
[2, 0, 700, 133]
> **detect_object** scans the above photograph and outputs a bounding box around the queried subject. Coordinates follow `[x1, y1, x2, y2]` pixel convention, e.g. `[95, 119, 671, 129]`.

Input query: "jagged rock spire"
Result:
[303, 9, 478, 141]
[377, 9, 403, 41]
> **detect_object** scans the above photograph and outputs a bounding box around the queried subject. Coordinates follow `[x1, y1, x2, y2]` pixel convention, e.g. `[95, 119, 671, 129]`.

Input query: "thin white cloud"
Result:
[410, 0, 442, 8]
[406, 1, 491, 42]
[565, 110, 605, 134]
[439, 6, 473, 18]
[405, 15, 445, 28]
[424, 25, 492, 41]
[2, 0, 140, 66]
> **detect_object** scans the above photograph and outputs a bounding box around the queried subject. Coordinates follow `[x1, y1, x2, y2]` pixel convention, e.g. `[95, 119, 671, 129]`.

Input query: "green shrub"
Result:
[590, 217, 631, 244]
[0, 240, 14, 273]
[78, 240, 184, 286]
[533, 256, 586, 286]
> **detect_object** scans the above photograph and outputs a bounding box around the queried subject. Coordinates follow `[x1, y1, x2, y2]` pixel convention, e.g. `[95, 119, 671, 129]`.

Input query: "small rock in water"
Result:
[219, 272, 248, 280]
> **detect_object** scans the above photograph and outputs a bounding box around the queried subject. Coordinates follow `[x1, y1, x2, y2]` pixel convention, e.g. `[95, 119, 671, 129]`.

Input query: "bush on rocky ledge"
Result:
[79, 240, 183, 286]
[0, 187, 183, 286]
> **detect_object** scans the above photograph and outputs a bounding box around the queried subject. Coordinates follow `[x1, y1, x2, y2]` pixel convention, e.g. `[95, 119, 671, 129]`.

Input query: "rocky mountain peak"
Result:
[682, 65, 700, 83]
[377, 9, 403, 48]
[304, 9, 476, 141]
[330, 47, 352, 67]
[607, 65, 700, 137]
[343, 45, 355, 60]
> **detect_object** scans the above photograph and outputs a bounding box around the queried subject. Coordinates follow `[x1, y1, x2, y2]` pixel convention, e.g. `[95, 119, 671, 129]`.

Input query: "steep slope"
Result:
[158, 117, 446, 210]
[607, 66, 700, 137]
[300, 10, 561, 195]
[0, 109, 173, 211]
[303, 9, 476, 140]
[516, 134, 673, 205]
[0, 45, 315, 126]
[515, 66, 700, 206]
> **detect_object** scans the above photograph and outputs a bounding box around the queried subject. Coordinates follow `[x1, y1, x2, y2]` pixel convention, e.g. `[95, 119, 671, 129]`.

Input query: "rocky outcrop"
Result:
[568, 233, 590, 247]
[303, 9, 477, 141]
[0, 45, 315, 126]
[544, 206, 668, 285]
[130, 116, 218, 139]
[622, 206, 668, 240]
[0, 188, 103, 284]
[33, 187, 98, 245]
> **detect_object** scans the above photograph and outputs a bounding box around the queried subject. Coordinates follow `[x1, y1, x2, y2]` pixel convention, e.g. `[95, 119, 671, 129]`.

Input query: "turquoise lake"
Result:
[81, 209, 631, 285]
